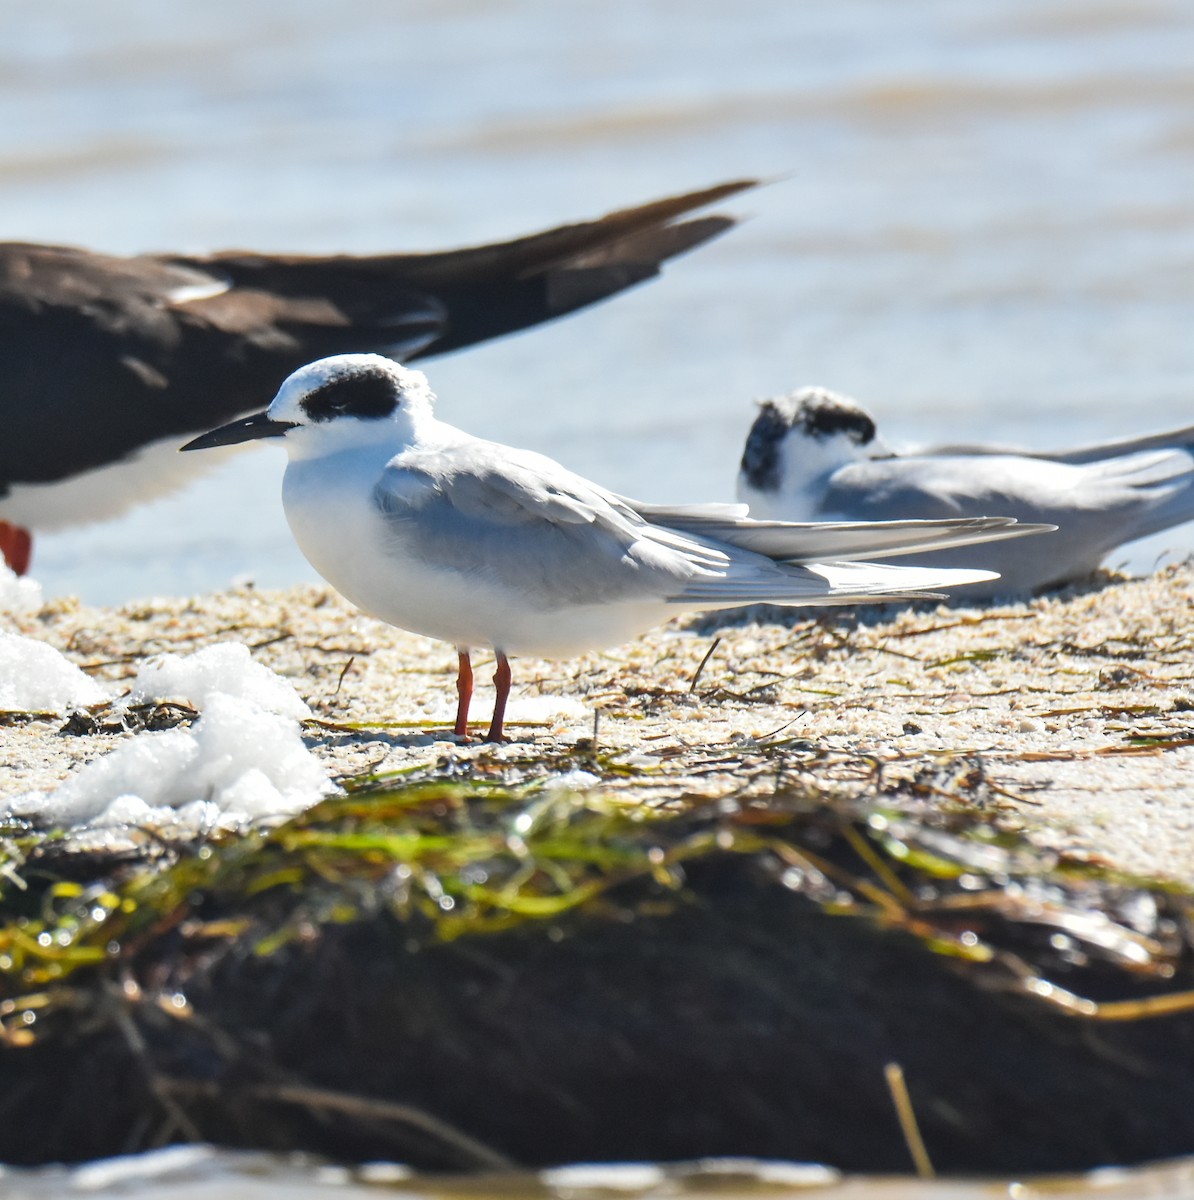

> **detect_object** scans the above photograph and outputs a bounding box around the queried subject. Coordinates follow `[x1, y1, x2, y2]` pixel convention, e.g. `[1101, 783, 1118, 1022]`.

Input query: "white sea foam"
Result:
[0, 631, 108, 712]
[125, 640, 310, 718]
[3, 641, 331, 834]
[0, 562, 42, 613]
[13, 693, 333, 831]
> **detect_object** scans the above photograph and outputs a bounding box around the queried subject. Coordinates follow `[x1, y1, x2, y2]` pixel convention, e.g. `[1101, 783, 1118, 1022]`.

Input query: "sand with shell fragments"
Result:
[2, 562, 1193, 884]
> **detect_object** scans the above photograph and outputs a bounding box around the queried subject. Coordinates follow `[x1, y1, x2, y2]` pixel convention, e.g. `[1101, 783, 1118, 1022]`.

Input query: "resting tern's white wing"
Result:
[802, 449, 1192, 596]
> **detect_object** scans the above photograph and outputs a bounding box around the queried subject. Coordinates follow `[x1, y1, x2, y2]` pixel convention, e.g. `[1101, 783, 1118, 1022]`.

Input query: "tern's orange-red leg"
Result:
[454, 651, 473, 737]
[486, 652, 512, 743]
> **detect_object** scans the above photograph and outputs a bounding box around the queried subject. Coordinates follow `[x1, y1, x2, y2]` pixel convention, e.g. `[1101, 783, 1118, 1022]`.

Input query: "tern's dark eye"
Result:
[301, 370, 400, 422]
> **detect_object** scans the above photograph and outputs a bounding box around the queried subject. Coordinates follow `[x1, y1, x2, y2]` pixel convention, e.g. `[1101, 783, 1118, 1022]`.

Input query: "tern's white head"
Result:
[737, 386, 888, 518]
[269, 354, 437, 460]
[180, 354, 436, 459]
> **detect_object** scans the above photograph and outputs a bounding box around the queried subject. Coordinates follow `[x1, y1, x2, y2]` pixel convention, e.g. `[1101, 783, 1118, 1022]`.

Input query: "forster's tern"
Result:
[184, 355, 1049, 741]
[738, 386, 1194, 597]
[0, 180, 755, 575]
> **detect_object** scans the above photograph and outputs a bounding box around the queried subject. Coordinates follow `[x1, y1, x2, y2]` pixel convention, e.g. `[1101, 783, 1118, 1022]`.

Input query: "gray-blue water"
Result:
[4, 0, 1194, 603]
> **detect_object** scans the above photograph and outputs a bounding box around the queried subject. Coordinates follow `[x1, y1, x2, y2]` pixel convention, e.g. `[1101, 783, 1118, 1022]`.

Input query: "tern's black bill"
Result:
[180, 412, 297, 452]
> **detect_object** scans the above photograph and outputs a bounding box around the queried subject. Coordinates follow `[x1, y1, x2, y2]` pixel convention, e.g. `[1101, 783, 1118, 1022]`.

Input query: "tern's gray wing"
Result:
[373, 442, 728, 607]
[819, 455, 1067, 523]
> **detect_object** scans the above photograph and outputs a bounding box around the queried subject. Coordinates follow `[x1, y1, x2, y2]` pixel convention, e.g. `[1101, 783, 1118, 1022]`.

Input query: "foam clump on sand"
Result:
[7, 641, 331, 833]
[0, 631, 108, 712]
[13, 693, 333, 832]
[0, 563, 42, 614]
[125, 641, 311, 718]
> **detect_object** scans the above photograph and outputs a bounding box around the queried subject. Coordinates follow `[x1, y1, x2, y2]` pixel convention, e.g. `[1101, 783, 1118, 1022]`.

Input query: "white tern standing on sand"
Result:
[738, 387, 1194, 598]
[183, 356, 1050, 741]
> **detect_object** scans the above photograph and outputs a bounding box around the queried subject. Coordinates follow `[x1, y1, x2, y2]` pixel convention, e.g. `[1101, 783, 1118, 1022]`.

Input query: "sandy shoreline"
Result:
[3, 562, 1194, 884]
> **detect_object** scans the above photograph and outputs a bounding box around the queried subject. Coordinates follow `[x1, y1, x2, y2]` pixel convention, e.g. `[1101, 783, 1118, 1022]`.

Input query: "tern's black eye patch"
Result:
[301, 370, 400, 422]
[795, 393, 875, 445]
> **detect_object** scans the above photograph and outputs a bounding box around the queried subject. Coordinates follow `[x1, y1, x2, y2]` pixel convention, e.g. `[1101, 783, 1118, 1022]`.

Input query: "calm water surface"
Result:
[3, 0, 1194, 602]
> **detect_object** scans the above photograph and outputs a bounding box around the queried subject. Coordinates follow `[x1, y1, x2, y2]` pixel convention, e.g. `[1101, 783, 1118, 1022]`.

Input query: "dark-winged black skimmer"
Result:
[182, 354, 1049, 742]
[737, 386, 1194, 598]
[0, 179, 755, 575]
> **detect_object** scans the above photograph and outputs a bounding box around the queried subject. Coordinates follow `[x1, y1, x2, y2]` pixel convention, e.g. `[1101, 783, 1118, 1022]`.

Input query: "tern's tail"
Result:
[651, 514, 1057, 608]
[630, 504, 1055, 564]
[671, 559, 1001, 607]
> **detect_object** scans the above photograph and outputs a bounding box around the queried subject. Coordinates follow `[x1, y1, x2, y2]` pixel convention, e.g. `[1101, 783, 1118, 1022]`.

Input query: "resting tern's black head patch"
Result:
[300, 366, 400, 423]
[740, 387, 876, 492]
[788, 388, 876, 445]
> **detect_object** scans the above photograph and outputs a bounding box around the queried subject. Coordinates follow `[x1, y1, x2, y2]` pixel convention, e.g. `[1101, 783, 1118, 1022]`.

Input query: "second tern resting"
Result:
[183, 356, 1050, 741]
[739, 386, 1194, 598]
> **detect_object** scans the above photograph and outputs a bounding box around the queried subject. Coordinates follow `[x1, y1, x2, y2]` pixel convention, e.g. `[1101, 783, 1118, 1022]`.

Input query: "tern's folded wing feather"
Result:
[1078, 447, 1194, 488]
[371, 447, 725, 607]
[667, 560, 999, 605]
[625, 493, 1049, 562]
[627, 499, 752, 522]
[390, 441, 649, 531]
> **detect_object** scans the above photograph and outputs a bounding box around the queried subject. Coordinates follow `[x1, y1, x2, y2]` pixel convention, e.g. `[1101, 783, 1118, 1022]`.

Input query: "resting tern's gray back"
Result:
[817, 447, 1194, 595]
[928, 422, 1194, 465]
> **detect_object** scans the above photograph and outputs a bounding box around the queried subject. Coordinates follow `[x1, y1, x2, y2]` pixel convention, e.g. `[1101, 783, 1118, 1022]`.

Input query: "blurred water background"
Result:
[4, 0, 1194, 603]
